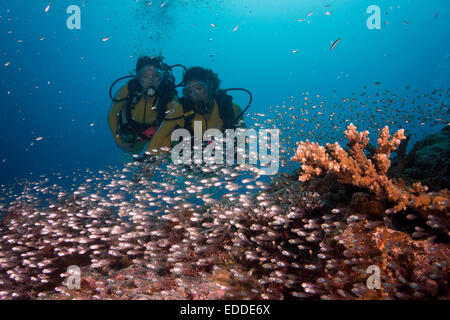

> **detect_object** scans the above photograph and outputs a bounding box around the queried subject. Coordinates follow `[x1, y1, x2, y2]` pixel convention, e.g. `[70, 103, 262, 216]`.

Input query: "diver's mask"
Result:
[183, 81, 213, 114]
[182, 81, 208, 102]
[137, 65, 163, 97]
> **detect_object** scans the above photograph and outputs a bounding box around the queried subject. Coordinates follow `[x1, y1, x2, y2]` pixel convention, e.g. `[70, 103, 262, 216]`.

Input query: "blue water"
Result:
[0, 0, 449, 186]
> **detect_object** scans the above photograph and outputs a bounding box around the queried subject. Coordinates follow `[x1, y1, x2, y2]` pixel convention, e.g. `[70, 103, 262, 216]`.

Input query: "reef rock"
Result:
[392, 125, 450, 190]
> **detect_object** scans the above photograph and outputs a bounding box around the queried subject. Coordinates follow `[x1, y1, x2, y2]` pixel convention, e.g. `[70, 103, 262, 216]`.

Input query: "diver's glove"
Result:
[132, 154, 145, 163]
[133, 152, 158, 163]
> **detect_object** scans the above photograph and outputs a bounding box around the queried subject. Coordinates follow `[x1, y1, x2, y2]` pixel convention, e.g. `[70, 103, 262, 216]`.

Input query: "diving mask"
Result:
[182, 81, 208, 102]
[137, 65, 163, 92]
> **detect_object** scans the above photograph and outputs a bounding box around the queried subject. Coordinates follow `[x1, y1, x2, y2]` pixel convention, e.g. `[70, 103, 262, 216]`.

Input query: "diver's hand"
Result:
[133, 152, 157, 163]
[135, 153, 162, 180]
[132, 154, 145, 162]
[118, 141, 135, 152]
[143, 152, 158, 163]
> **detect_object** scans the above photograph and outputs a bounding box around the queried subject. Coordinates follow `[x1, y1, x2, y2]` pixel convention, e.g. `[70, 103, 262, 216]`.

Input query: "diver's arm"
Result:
[107, 101, 124, 143]
[232, 102, 246, 128]
[107, 85, 133, 151]
[145, 101, 185, 154]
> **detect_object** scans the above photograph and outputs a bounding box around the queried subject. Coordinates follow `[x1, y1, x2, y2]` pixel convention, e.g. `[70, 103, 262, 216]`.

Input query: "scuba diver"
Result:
[107, 56, 181, 155]
[145, 67, 252, 155]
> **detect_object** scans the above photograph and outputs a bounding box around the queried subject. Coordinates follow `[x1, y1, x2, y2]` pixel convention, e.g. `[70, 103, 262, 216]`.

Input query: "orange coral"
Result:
[291, 124, 449, 214]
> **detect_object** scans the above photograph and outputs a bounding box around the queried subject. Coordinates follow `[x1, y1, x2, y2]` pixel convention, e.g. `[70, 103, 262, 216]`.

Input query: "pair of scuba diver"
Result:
[108, 56, 252, 161]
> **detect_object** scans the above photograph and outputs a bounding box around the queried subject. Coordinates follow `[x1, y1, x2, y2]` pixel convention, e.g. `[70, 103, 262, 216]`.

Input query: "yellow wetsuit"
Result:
[107, 84, 181, 154]
[146, 99, 245, 154]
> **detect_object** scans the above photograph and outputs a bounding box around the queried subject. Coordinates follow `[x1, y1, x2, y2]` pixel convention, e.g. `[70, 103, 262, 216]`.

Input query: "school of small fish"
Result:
[0, 83, 448, 299]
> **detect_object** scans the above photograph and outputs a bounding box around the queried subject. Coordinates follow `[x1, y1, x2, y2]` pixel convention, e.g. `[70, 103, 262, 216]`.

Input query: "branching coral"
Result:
[291, 124, 450, 214]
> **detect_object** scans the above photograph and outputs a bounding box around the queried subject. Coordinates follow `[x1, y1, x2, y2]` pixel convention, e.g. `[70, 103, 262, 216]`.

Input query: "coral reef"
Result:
[291, 124, 450, 215]
[391, 125, 450, 190]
